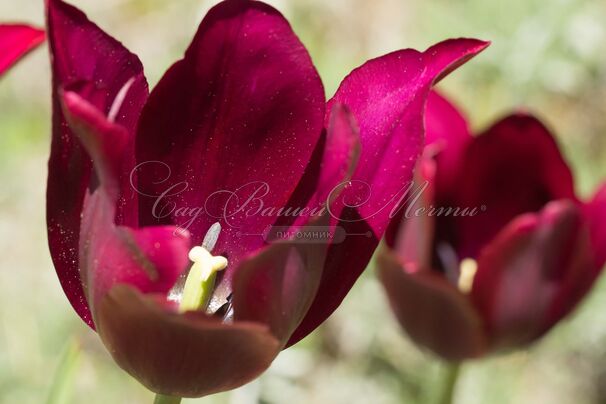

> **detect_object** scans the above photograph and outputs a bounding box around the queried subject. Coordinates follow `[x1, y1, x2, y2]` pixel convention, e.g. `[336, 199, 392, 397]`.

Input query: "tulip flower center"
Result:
[457, 258, 478, 294]
[177, 223, 229, 313]
[437, 244, 478, 294]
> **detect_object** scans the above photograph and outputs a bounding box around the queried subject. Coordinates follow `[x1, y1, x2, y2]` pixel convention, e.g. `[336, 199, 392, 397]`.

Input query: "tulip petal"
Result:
[60, 91, 129, 195]
[310, 104, 361, 218]
[80, 190, 191, 315]
[425, 91, 470, 149]
[0, 24, 45, 76]
[471, 200, 595, 350]
[273, 103, 361, 230]
[425, 91, 471, 201]
[288, 38, 489, 345]
[584, 183, 606, 269]
[96, 285, 280, 398]
[326, 38, 488, 235]
[443, 114, 576, 260]
[47, 0, 148, 131]
[61, 89, 190, 316]
[46, 0, 148, 327]
[135, 0, 326, 287]
[233, 105, 359, 345]
[378, 149, 487, 362]
[377, 245, 487, 361]
[232, 218, 329, 345]
[386, 151, 438, 269]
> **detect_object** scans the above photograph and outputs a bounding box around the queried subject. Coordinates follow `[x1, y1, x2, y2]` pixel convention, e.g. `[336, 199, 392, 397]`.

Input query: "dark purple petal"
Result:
[470, 200, 595, 351]
[379, 152, 487, 361]
[273, 103, 361, 230]
[425, 90, 470, 149]
[232, 216, 329, 346]
[288, 39, 489, 345]
[135, 0, 326, 292]
[80, 190, 191, 315]
[425, 91, 471, 201]
[388, 153, 437, 267]
[61, 90, 190, 315]
[61, 91, 129, 194]
[377, 246, 487, 361]
[584, 183, 606, 269]
[443, 114, 577, 260]
[97, 285, 280, 397]
[234, 105, 360, 345]
[47, 0, 148, 132]
[325, 39, 488, 236]
[46, 0, 148, 327]
[0, 24, 45, 76]
[308, 104, 361, 220]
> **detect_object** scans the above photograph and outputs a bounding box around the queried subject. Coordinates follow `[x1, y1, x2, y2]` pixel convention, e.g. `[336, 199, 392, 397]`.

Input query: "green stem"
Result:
[437, 363, 461, 404]
[153, 394, 182, 404]
[46, 338, 81, 404]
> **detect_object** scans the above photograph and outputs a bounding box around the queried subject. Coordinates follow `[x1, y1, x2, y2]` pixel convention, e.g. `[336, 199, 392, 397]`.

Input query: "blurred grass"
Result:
[1, 0, 606, 403]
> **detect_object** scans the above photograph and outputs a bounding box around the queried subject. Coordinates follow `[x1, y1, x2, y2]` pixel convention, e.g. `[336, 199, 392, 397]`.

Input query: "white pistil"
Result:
[179, 223, 228, 312]
[457, 258, 478, 294]
[187, 247, 228, 282]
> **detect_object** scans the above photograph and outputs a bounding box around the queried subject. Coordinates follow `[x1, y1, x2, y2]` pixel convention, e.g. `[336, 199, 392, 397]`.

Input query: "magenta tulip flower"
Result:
[0, 24, 44, 76]
[46, 0, 487, 397]
[378, 91, 606, 361]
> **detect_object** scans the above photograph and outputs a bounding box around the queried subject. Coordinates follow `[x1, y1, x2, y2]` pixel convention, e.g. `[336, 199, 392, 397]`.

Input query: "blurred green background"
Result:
[1, 0, 606, 403]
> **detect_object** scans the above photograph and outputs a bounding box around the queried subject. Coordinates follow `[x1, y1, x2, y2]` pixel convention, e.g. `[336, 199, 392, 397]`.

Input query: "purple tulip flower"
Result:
[379, 91, 606, 361]
[46, 0, 487, 396]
